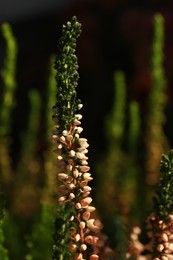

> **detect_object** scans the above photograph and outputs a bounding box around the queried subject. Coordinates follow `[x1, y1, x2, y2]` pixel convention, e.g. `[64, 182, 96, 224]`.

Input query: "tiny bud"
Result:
[66, 134, 73, 142]
[58, 196, 66, 202]
[161, 233, 168, 242]
[58, 144, 63, 149]
[82, 211, 90, 220]
[157, 244, 164, 252]
[81, 160, 88, 166]
[75, 133, 79, 139]
[80, 181, 88, 187]
[66, 164, 73, 171]
[69, 215, 74, 221]
[69, 150, 75, 157]
[75, 203, 82, 209]
[73, 169, 79, 178]
[79, 221, 86, 229]
[59, 136, 66, 143]
[81, 197, 92, 207]
[62, 130, 68, 136]
[76, 152, 85, 159]
[69, 193, 75, 200]
[83, 186, 92, 192]
[85, 235, 93, 244]
[74, 233, 80, 242]
[78, 103, 83, 110]
[75, 114, 83, 120]
[73, 119, 81, 126]
[80, 166, 90, 172]
[80, 244, 87, 251]
[68, 243, 77, 253]
[76, 127, 83, 133]
[58, 173, 68, 180]
[82, 192, 90, 198]
[67, 183, 76, 190]
[57, 155, 63, 160]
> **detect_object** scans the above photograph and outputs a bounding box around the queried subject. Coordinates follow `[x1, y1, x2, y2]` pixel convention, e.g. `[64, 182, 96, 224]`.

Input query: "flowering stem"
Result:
[52, 16, 101, 260]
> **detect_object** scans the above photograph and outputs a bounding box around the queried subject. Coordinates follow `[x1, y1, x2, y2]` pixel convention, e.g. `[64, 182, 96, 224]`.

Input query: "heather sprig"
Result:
[144, 150, 173, 259]
[53, 16, 81, 131]
[52, 16, 101, 260]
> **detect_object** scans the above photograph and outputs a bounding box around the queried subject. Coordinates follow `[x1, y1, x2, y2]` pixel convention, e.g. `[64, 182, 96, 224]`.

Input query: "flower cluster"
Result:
[145, 213, 173, 259]
[52, 104, 101, 259]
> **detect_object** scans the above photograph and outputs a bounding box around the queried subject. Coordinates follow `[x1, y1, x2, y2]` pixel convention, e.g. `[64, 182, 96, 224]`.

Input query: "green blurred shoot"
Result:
[0, 23, 17, 137]
[145, 13, 169, 204]
[0, 23, 17, 199]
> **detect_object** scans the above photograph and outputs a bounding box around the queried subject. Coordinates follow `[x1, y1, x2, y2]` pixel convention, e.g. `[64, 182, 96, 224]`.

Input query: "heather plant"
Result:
[52, 16, 101, 260]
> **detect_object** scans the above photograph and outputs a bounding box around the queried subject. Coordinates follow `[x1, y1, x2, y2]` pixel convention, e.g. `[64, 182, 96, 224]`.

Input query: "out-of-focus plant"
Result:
[96, 71, 126, 219]
[145, 13, 169, 188]
[0, 22, 17, 196]
[0, 192, 9, 260]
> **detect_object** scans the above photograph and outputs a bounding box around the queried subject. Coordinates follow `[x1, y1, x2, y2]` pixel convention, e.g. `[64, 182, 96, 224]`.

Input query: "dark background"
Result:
[1, 0, 173, 163]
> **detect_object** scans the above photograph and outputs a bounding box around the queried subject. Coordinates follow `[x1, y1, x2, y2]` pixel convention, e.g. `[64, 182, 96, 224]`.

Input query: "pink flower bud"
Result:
[73, 119, 81, 126]
[80, 244, 87, 251]
[69, 193, 75, 200]
[58, 173, 68, 180]
[74, 233, 80, 242]
[58, 196, 66, 202]
[66, 164, 73, 171]
[57, 155, 63, 160]
[59, 136, 66, 143]
[85, 235, 93, 244]
[76, 127, 83, 133]
[157, 244, 164, 252]
[87, 219, 100, 232]
[82, 211, 90, 220]
[80, 181, 88, 187]
[75, 203, 82, 209]
[66, 134, 73, 142]
[62, 130, 68, 136]
[86, 206, 96, 213]
[69, 150, 75, 157]
[68, 243, 78, 252]
[79, 221, 86, 229]
[161, 233, 168, 242]
[67, 183, 76, 190]
[73, 169, 79, 178]
[81, 160, 88, 166]
[81, 197, 92, 207]
[80, 166, 90, 172]
[83, 186, 92, 192]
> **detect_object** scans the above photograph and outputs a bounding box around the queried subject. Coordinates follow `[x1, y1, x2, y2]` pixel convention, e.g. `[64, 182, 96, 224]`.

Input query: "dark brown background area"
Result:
[1, 0, 173, 164]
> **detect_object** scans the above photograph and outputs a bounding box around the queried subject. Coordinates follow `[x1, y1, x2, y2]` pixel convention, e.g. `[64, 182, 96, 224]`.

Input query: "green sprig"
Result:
[53, 16, 81, 131]
[153, 150, 173, 219]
